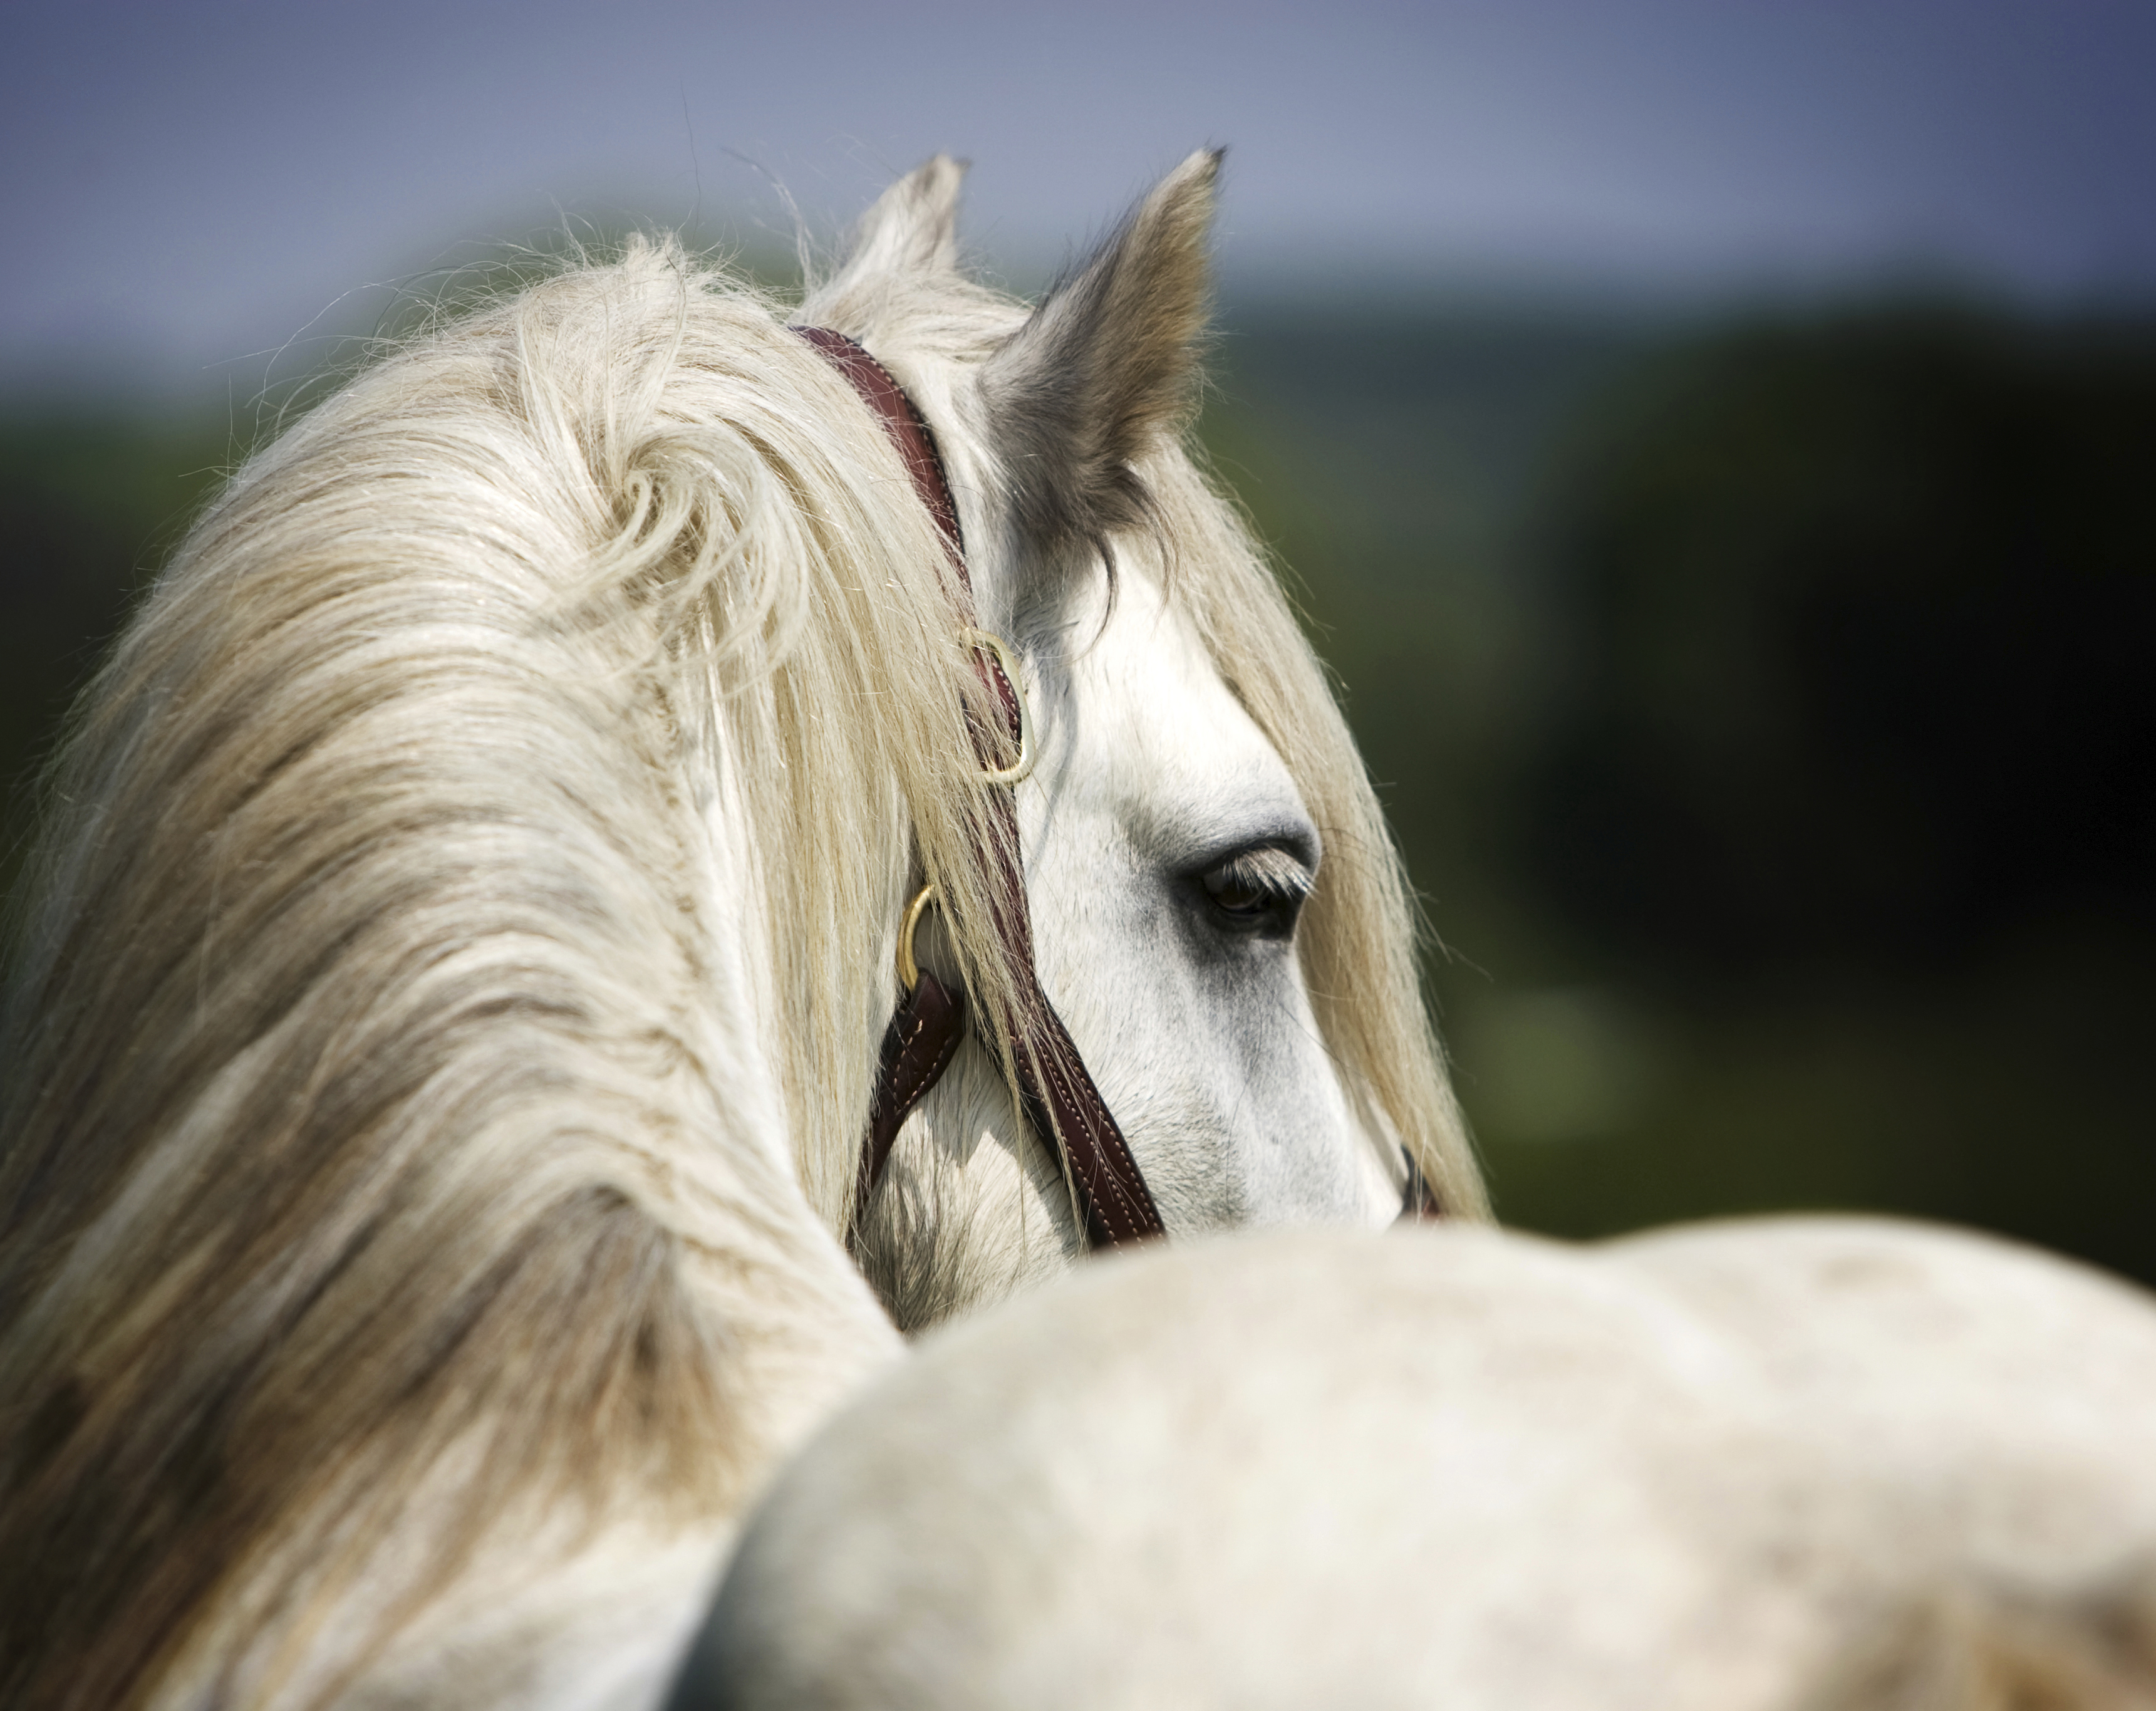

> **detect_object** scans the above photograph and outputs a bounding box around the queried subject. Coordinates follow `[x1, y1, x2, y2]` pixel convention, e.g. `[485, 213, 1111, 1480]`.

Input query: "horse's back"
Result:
[686, 1219, 2156, 1710]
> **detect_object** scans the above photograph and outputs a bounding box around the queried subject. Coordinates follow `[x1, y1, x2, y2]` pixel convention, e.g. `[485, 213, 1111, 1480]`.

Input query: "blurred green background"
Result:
[4, 289, 2152, 1278]
[1206, 294, 2156, 1279]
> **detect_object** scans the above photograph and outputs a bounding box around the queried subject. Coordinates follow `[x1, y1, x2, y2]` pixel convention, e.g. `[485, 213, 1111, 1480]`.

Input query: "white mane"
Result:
[0, 160, 1481, 1708]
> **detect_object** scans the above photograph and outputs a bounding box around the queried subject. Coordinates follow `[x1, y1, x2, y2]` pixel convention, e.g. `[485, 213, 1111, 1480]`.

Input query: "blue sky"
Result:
[7, 0, 2153, 397]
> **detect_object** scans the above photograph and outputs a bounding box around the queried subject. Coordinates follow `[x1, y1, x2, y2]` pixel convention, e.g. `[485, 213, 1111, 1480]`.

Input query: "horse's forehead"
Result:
[1051, 573, 1309, 841]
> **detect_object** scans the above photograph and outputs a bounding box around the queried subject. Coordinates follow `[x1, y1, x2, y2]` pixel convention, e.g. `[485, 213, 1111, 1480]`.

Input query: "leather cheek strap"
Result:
[858, 971, 967, 1213]
[794, 325, 1167, 1252]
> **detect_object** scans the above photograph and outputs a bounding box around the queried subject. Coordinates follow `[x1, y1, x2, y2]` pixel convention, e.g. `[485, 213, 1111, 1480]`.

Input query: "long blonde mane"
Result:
[0, 199, 1479, 1707]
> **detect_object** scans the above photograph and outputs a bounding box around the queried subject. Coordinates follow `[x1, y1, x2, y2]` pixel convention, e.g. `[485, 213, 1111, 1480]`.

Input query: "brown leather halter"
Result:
[793, 326, 1440, 1247]
[796, 326, 1166, 1250]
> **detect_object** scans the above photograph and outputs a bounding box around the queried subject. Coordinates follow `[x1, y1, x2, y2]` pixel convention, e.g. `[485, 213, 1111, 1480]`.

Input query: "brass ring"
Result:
[896, 883, 938, 994]
[960, 627, 1035, 786]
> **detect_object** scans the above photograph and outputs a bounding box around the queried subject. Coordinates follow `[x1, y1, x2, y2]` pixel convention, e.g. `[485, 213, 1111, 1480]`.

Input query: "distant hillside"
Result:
[5, 295, 2152, 1281]
[1206, 298, 2156, 1282]
[0, 414, 233, 900]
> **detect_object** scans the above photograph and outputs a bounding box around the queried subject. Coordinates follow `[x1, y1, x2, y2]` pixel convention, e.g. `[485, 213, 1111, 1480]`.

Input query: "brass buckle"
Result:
[895, 883, 939, 994]
[960, 628, 1035, 786]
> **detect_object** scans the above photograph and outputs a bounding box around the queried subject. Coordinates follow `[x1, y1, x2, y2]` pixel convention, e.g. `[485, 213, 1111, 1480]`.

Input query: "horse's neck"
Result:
[687, 699, 793, 1183]
[674, 695, 904, 1419]
[853, 1036, 1087, 1332]
[134, 632, 905, 1711]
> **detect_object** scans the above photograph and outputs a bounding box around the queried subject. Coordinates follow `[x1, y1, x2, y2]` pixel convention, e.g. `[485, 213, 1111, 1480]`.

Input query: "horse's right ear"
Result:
[977, 149, 1221, 552]
[824, 155, 969, 288]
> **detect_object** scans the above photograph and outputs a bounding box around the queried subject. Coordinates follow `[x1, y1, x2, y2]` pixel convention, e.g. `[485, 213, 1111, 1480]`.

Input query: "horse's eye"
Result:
[1204, 871, 1271, 915]
[1198, 846, 1312, 936]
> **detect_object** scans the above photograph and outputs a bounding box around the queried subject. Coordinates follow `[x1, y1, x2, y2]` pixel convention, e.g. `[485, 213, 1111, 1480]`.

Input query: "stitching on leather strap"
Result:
[793, 326, 965, 570]
[891, 1002, 963, 1114]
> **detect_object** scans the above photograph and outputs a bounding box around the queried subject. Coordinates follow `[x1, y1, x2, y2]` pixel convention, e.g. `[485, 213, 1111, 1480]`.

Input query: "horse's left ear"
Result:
[978, 149, 1221, 550]
[826, 154, 969, 288]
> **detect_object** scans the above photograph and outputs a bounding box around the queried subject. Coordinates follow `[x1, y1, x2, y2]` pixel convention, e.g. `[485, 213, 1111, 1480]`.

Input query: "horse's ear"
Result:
[829, 155, 969, 284]
[978, 149, 1221, 550]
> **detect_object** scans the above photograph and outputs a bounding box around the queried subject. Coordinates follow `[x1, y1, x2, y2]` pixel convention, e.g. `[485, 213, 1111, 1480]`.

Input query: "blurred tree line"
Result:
[3, 294, 2152, 1279]
[1208, 297, 2156, 1283]
[0, 417, 234, 902]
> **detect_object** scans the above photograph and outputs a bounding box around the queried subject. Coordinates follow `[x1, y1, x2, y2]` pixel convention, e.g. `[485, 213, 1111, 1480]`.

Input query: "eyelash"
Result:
[1198, 846, 1312, 930]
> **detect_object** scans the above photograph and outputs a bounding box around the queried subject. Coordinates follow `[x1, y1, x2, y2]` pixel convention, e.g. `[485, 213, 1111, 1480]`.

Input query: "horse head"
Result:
[794, 153, 1484, 1326]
